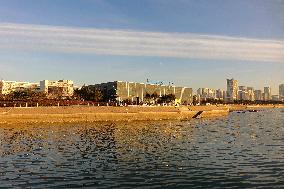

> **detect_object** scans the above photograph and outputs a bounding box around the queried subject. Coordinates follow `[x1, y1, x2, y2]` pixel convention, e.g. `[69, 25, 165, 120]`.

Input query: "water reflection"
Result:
[0, 109, 283, 188]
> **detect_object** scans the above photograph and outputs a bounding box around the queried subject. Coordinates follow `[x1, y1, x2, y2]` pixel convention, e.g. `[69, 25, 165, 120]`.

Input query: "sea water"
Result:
[0, 108, 283, 188]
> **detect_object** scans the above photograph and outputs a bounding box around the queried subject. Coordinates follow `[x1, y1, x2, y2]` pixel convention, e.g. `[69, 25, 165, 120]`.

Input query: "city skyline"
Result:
[0, 0, 284, 94]
[1, 77, 284, 98]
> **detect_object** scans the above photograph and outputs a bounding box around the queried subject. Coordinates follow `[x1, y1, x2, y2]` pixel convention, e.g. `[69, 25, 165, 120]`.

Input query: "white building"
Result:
[238, 86, 247, 100]
[238, 86, 254, 101]
[247, 87, 255, 101]
[0, 80, 39, 95]
[197, 88, 216, 99]
[40, 80, 74, 97]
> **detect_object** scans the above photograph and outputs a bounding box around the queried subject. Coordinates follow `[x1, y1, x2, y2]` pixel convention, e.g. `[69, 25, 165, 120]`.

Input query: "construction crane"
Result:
[146, 78, 174, 86]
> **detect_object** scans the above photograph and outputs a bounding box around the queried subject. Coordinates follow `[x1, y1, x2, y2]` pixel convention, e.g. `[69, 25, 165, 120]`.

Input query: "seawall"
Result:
[0, 106, 230, 124]
[0, 105, 282, 124]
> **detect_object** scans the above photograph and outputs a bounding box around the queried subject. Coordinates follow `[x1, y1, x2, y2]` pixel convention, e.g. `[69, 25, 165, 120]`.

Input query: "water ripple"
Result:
[0, 109, 283, 188]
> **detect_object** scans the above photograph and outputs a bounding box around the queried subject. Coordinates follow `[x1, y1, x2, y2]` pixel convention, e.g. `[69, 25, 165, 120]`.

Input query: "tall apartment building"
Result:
[197, 88, 216, 100]
[40, 80, 74, 97]
[0, 80, 39, 95]
[247, 87, 255, 101]
[239, 86, 254, 101]
[226, 78, 238, 101]
[238, 86, 247, 100]
[263, 87, 271, 101]
[91, 81, 193, 104]
[279, 84, 284, 99]
[254, 90, 263, 101]
[216, 89, 225, 100]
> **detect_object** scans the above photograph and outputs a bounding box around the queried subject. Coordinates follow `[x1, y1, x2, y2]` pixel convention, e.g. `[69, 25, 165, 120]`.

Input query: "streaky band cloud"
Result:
[0, 23, 284, 62]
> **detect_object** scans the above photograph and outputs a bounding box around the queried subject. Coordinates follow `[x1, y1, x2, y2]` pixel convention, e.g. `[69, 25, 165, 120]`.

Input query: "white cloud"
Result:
[0, 23, 283, 62]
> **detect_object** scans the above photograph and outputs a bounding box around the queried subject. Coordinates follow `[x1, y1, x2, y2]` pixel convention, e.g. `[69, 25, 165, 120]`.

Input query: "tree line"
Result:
[2, 87, 281, 105]
[0, 87, 178, 105]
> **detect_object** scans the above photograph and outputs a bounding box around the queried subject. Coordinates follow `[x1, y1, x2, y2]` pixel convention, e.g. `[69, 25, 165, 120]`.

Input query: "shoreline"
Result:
[0, 105, 283, 124]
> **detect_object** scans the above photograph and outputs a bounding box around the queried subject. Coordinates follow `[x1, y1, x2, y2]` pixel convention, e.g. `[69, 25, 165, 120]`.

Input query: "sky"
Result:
[0, 0, 283, 94]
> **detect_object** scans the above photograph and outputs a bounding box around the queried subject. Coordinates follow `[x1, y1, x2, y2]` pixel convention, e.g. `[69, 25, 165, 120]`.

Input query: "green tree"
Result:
[157, 94, 176, 104]
[151, 92, 159, 99]
[192, 95, 198, 105]
[93, 89, 103, 102]
[103, 88, 117, 102]
[11, 91, 29, 100]
[74, 86, 103, 101]
[145, 93, 151, 99]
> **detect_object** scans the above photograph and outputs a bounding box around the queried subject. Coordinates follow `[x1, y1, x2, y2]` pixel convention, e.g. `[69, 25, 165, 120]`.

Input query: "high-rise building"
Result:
[238, 86, 247, 100]
[247, 87, 255, 101]
[279, 84, 284, 98]
[254, 90, 262, 101]
[197, 88, 216, 100]
[263, 87, 271, 101]
[226, 78, 238, 101]
[216, 89, 225, 100]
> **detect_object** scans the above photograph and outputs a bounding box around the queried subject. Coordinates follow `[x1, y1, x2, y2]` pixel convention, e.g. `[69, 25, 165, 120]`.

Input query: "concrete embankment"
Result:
[0, 106, 230, 124]
[1, 104, 282, 124]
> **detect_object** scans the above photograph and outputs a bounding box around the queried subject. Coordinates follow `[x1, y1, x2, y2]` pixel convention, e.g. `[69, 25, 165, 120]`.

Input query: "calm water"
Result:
[0, 109, 283, 188]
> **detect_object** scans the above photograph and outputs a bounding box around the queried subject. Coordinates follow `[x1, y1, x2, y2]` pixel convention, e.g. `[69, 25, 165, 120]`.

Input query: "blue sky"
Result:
[0, 0, 283, 94]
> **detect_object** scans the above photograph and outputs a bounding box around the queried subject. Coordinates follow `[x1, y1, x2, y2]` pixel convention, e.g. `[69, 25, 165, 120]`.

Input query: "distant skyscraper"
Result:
[197, 88, 216, 100]
[254, 90, 262, 101]
[238, 86, 247, 100]
[247, 87, 255, 101]
[237, 86, 254, 101]
[226, 78, 238, 101]
[263, 87, 271, 101]
[279, 84, 284, 97]
[216, 89, 225, 100]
